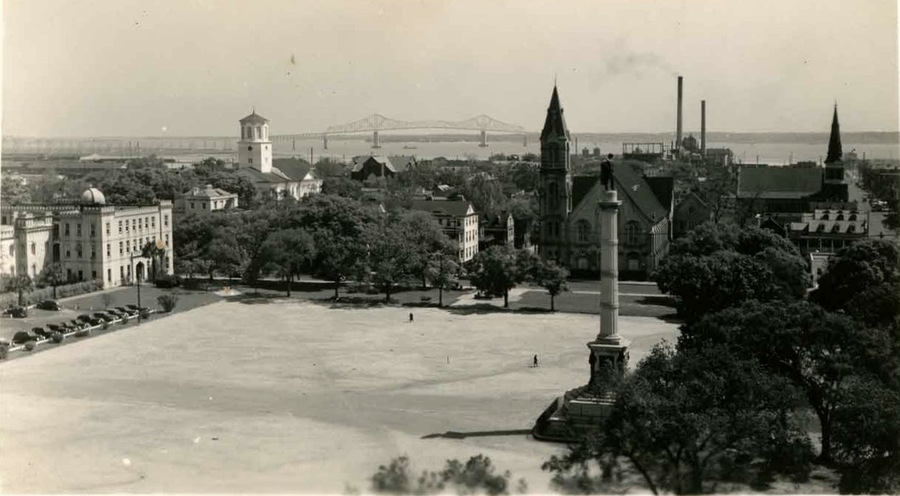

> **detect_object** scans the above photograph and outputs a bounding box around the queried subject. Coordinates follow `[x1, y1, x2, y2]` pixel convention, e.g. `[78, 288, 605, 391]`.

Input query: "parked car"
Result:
[116, 306, 137, 317]
[6, 307, 28, 318]
[36, 300, 61, 311]
[32, 326, 50, 339]
[69, 320, 89, 330]
[125, 304, 141, 312]
[78, 315, 103, 326]
[92, 312, 114, 323]
[47, 323, 63, 332]
[106, 309, 127, 319]
[12, 331, 38, 345]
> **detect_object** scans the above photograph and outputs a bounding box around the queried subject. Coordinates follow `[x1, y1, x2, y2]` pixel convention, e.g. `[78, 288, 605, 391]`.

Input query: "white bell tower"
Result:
[237, 111, 273, 173]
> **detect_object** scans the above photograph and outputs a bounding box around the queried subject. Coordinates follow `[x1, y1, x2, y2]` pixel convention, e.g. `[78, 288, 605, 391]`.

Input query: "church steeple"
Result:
[541, 85, 570, 141]
[825, 104, 842, 164]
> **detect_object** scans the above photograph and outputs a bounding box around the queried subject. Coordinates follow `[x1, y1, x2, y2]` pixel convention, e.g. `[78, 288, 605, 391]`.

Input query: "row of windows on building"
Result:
[242, 125, 268, 140]
[62, 215, 168, 238]
[438, 216, 476, 228]
[64, 234, 169, 260]
[7, 241, 48, 257]
[546, 220, 647, 245]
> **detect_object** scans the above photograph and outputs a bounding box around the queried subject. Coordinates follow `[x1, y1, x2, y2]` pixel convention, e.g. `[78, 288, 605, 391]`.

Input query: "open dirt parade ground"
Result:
[0, 299, 678, 493]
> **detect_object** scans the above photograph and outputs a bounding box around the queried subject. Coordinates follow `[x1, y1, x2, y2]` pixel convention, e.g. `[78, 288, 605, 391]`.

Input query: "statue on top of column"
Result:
[601, 153, 615, 191]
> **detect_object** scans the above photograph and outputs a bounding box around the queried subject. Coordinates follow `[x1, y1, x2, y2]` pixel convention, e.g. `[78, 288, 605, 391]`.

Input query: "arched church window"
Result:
[625, 221, 641, 245]
[576, 220, 591, 242]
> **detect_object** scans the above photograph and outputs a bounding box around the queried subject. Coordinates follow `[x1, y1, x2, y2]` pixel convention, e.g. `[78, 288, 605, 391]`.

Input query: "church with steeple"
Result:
[537, 86, 675, 280]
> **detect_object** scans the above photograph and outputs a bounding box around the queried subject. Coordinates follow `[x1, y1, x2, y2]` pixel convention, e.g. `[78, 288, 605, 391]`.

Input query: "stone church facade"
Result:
[537, 87, 673, 280]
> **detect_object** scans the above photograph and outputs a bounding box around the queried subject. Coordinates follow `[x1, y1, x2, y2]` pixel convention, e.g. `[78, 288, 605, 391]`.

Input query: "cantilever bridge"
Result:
[2, 114, 528, 154]
[272, 113, 527, 148]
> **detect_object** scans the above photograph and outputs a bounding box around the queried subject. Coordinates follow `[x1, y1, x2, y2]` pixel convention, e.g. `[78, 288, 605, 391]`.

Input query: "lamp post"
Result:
[131, 251, 142, 323]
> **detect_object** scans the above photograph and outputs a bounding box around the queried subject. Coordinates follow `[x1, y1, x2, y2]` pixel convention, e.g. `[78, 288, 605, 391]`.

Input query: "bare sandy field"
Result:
[0, 300, 677, 493]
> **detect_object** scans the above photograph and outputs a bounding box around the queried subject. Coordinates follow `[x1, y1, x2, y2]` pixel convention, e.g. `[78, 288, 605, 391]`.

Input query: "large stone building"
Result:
[537, 86, 673, 279]
[0, 188, 174, 288]
[410, 199, 480, 263]
[235, 112, 322, 200]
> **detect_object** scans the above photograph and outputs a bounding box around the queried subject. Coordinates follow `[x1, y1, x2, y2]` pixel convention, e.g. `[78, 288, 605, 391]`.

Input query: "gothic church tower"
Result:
[824, 104, 845, 185]
[538, 86, 573, 262]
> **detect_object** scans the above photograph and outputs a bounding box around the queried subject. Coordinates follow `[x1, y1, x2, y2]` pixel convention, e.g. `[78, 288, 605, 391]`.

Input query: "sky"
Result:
[2, 0, 899, 137]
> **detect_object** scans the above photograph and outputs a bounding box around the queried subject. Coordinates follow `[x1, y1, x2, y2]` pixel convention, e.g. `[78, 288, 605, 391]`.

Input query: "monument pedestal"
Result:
[533, 187, 629, 442]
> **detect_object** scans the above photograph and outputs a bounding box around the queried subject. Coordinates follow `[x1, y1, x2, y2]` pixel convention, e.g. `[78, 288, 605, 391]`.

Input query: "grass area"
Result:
[0, 299, 678, 493]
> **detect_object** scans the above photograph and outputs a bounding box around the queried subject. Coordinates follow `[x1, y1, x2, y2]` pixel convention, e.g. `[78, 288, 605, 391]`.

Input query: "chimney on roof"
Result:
[676, 76, 683, 153]
[701, 100, 706, 157]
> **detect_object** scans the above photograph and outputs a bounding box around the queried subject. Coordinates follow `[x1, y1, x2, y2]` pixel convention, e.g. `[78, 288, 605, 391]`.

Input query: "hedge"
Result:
[0, 280, 103, 308]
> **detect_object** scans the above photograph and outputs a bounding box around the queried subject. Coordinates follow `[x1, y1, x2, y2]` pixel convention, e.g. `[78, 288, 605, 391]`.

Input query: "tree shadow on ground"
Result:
[443, 304, 553, 316]
[230, 293, 284, 305]
[657, 313, 683, 324]
[635, 295, 675, 307]
[421, 429, 533, 440]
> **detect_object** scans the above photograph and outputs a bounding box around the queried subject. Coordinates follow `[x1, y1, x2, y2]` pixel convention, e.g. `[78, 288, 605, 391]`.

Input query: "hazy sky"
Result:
[3, 0, 898, 137]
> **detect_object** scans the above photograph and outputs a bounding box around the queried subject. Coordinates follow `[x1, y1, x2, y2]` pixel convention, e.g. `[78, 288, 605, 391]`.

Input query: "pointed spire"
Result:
[541, 85, 569, 141]
[825, 103, 842, 163]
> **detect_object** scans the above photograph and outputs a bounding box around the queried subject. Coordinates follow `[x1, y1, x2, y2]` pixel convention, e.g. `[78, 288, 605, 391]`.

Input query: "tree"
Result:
[366, 221, 418, 303]
[205, 233, 246, 282]
[259, 228, 316, 297]
[141, 240, 167, 282]
[533, 258, 569, 311]
[313, 157, 346, 178]
[544, 344, 812, 495]
[694, 164, 735, 223]
[1, 174, 31, 204]
[37, 263, 67, 299]
[321, 176, 362, 199]
[425, 254, 460, 307]
[654, 222, 808, 323]
[299, 196, 382, 299]
[466, 246, 530, 308]
[811, 239, 900, 325]
[157, 294, 178, 313]
[5, 274, 34, 306]
[682, 300, 872, 463]
[371, 455, 525, 495]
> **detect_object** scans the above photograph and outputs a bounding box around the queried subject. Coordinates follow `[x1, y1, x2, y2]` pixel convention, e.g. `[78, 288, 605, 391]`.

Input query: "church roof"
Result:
[572, 165, 670, 225]
[737, 166, 823, 199]
[236, 166, 292, 184]
[273, 157, 318, 181]
[240, 112, 269, 124]
[825, 105, 842, 164]
[540, 86, 570, 141]
[645, 176, 675, 211]
[611, 164, 669, 223]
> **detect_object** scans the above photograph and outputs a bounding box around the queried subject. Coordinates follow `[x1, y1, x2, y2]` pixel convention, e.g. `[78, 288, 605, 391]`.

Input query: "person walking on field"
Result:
[409, 312, 414, 323]
[533, 354, 539, 368]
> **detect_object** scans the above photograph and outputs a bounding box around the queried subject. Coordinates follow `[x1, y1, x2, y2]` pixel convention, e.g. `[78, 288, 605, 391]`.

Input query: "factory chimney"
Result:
[676, 76, 683, 154]
[701, 100, 706, 157]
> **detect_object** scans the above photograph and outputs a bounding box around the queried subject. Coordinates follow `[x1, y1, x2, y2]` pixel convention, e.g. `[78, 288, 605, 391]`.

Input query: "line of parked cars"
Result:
[10, 304, 147, 345]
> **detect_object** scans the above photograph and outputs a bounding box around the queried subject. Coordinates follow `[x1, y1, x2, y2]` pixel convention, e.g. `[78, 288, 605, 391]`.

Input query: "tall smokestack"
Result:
[701, 100, 706, 156]
[676, 76, 683, 153]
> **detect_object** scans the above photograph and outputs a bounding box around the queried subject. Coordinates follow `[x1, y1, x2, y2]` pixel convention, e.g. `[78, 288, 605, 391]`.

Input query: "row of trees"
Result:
[2, 157, 259, 208]
[175, 195, 460, 302]
[466, 245, 569, 311]
[540, 224, 899, 494]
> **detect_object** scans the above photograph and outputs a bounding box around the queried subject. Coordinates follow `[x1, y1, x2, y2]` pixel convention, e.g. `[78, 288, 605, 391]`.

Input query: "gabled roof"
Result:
[183, 185, 236, 199]
[611, 164, 669, 223]
[737, 166, 823, 199]
[410, 199, 474, 218]
[240, 112, 269, 124]
[540, 86, 571, 141]
[388, 155, 417, 171]
[273, 157, 318, 181]
[572, 176, 601, 209]
[645, 176, 675, 211]
[236, 166, 292, 184]
[351, 155, 397, 173]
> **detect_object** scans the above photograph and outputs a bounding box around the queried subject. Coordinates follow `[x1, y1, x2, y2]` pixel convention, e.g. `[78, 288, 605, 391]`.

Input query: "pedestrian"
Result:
[533, 354, 539, 368]
[409, 312, 414, 323]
